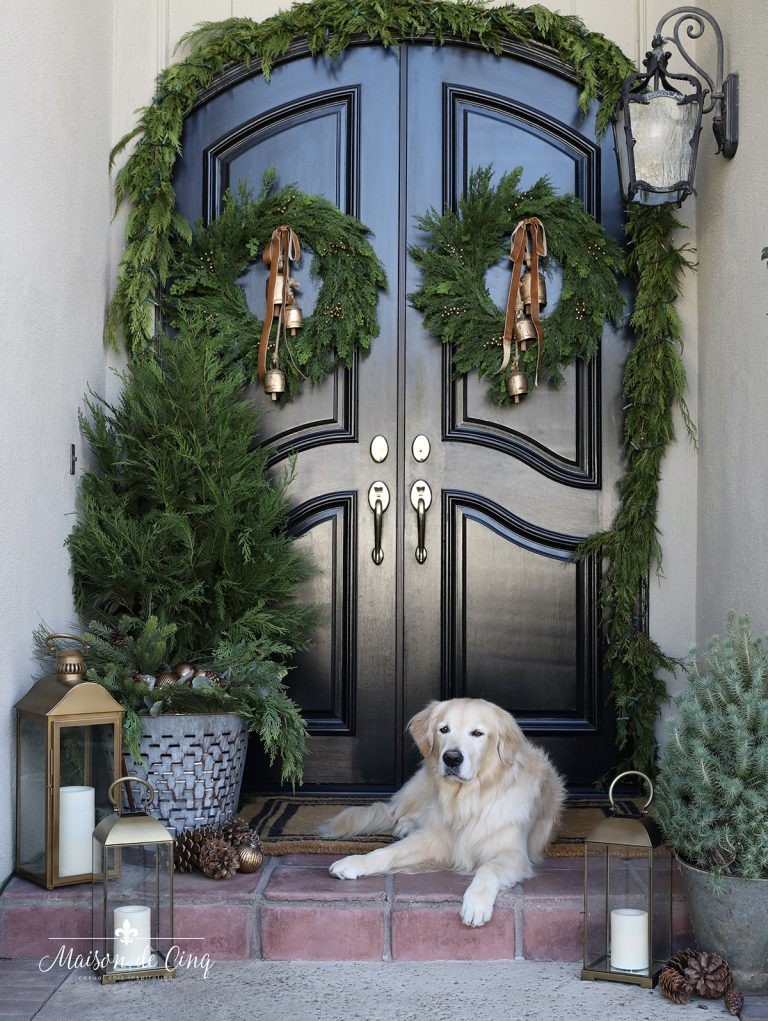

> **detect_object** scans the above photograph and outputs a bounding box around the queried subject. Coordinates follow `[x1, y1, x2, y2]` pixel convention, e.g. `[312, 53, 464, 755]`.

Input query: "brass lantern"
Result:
[92, 777, 175, 983]
[15, 634, 123, 889]
[581, 771, 672, 988]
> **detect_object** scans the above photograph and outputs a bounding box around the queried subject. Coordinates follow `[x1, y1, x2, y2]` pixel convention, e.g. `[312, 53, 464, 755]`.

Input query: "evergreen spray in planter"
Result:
[656, 613, 768, 992]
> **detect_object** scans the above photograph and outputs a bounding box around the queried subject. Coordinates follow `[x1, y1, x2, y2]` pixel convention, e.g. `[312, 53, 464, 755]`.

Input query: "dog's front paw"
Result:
[460, 887, 495, 928]
[329, 855, 368, 880]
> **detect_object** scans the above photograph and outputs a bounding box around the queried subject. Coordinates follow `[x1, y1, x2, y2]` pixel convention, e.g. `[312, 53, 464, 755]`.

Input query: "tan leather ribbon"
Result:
[258, 225, 301, 381]
[499, 217, 547, 381]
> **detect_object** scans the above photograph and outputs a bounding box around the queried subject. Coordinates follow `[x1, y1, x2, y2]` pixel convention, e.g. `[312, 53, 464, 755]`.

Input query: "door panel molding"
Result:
[441, 489, 600, 733]
[441, 84, 602, 487]
[287, 492, 358, 734]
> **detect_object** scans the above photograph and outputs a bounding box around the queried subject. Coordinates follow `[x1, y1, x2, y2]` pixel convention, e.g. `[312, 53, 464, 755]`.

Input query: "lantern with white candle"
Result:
[581, 771, 672, 988]
[15, 634, 123, 889]
[92, 777, 175, 983]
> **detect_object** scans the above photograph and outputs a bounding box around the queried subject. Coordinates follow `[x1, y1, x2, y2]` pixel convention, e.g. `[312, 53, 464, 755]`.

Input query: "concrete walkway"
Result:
[3, 959, 738, 1021]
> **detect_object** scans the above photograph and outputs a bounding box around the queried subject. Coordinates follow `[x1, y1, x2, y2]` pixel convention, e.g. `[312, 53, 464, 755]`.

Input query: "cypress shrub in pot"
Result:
[655, 613, 768, 992]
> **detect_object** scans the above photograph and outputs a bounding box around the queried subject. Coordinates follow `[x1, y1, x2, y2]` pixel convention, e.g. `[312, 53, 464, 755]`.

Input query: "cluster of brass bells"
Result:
[259, 225, 304, 401]
[500, 217, 548, 404]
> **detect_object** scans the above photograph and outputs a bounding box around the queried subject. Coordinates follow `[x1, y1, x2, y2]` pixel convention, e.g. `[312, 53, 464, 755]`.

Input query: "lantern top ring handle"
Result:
[608, 770, 653, 814]
[45, 633, 89, 655]
[108, 776, 157, 812]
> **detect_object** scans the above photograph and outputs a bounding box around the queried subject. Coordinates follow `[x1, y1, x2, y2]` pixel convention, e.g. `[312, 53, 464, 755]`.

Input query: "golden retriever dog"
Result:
[320, 698, 566, 927]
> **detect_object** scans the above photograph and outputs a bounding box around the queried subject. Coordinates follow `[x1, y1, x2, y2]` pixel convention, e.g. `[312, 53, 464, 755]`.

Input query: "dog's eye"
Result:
[439, 725, 449, 734]
[470, 730, 484, 738]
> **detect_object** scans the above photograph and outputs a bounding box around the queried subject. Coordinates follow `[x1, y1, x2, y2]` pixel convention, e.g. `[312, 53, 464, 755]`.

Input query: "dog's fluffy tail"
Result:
[316, 801, 394, 839]
[528, 765, 567, 863]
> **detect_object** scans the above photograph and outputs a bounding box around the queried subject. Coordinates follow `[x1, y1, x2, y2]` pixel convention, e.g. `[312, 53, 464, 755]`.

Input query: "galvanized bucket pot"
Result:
[126, 713, 249, 835]
[677, 856, 768, 993]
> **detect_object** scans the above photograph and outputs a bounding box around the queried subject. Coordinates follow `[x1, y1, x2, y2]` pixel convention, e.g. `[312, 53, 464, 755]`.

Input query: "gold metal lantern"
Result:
[15, 634, 123, 889]
[581, 771, 673, 988]
[92, 777, 175, 983]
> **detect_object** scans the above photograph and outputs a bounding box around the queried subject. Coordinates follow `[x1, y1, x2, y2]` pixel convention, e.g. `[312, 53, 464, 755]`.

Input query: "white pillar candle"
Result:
[114, 905, 152, 968]
[610, 907, 650, 971]
[58, 785, 95, 877]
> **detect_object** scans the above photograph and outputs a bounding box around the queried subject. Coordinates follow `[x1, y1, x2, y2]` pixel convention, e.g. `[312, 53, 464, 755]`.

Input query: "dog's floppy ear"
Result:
[496, 706, 524, 767]
[408, 701, 440, 758]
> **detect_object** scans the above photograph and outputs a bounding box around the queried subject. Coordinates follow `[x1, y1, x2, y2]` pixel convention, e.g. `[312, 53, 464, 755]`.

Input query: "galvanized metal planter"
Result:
[677, 856, 768, 993]
[127, 713, 249, 835]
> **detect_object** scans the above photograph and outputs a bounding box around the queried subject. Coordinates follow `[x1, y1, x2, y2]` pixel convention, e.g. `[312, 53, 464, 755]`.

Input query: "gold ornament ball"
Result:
[155, 672, 180, 687]
[237, 844, 264, 873]
[174, 662, 196, 683]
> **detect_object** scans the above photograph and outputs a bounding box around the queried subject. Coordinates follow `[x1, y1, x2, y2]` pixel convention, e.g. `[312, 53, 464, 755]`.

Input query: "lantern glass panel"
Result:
[95, 840, 174, 980]
[631, 92, 698, 196]
[651, 845, 673, 965]
[608, 848, 651, 974]
[17, 716, 47, 881]
[584, 843, 609, 970]
[55, 723, 116, 879]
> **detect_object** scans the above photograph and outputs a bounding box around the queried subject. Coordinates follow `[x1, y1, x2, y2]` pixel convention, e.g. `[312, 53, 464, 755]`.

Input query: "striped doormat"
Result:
[239, 794, 642, 856]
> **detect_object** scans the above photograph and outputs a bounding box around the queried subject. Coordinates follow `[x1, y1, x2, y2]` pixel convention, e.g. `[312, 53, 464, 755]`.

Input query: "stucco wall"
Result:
[695, 0, 768, 645]
[0, 1, 114, 883]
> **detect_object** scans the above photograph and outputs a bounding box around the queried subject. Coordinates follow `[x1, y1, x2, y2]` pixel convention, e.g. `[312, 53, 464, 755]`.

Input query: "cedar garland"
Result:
[106, 0, 695, 774]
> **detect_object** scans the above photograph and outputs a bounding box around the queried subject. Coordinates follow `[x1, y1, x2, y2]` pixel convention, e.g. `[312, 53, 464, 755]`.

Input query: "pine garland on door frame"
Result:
[409, 164, 625, 405]
[164, 171, 387, 402]
[106, 0, 696, 774]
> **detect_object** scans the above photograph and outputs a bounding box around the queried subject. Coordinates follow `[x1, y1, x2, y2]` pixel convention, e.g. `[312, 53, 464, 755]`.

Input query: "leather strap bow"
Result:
[500, 217, 547, 381]
[258, 225, 301, 381]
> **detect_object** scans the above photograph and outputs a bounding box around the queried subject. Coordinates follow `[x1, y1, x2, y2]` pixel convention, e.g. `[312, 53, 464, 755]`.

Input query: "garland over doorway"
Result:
[108, 0, 695, 775]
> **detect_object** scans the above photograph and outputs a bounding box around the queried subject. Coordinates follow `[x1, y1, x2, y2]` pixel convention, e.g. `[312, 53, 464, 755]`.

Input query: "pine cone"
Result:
[666, 948, 697, 975]
[724, 986, 744, 1016]
[658, 967, 693, 1005]
[219, 814, 252, 847]
[198, 835, 240, 880]
[109, 630, 127, 646]
[173, 825, 216, 872]
[684, 952, 733, 999]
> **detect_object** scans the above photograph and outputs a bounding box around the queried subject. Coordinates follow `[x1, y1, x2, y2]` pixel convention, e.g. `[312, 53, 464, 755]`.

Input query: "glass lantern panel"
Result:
[56, 723, 115, 878]
[608, 847, 652, 976]
[630, 93, 698, 199]
[584, 843, 609, 971]
[17, 716, 47, 880]
[102, 843, 173, 978]
[92, 843, 116, 968]
[651, 845, 673, 966]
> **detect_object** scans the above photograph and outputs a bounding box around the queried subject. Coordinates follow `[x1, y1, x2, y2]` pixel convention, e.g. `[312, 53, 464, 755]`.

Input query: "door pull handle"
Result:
[368, 481, 390, 565]
[409, 480, 432, 564]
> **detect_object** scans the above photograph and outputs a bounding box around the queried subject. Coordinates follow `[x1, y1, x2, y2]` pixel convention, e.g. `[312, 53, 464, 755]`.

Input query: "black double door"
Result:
[174, 40, 627, 791]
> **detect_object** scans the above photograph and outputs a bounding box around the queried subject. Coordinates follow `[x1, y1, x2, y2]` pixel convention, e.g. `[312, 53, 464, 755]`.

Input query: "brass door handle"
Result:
[409, 480, 432, 564]
[368, 481, 390, 565]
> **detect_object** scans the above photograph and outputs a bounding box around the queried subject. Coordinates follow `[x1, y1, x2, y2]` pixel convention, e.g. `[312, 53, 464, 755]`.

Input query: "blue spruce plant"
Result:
[655, 613, 768, 880]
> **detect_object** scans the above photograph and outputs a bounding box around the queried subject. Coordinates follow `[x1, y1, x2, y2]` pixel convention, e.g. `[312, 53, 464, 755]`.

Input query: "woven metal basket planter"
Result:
[127, 713, 249, 835]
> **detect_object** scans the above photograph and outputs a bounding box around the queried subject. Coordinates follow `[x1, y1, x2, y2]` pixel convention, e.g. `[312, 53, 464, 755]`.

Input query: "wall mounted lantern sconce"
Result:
[614, 6, 738, 205]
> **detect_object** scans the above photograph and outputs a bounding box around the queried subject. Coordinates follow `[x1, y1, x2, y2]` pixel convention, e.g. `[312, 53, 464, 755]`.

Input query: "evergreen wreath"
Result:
[165, 171, 387, 401]
[104, 0, 697, 775]
[409, 165, 624, 404]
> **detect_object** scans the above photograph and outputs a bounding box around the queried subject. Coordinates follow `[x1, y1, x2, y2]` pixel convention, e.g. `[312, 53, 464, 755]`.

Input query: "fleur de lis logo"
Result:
[115, 918, 139, 945]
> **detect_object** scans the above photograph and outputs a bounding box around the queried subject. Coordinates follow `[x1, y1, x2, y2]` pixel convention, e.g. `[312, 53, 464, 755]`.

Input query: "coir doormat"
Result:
[239, 794, 642, 857]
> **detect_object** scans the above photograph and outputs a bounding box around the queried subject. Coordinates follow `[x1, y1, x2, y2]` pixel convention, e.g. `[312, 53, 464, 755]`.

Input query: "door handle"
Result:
[368, 481, 390, 565]
[409, 480, 432, 564]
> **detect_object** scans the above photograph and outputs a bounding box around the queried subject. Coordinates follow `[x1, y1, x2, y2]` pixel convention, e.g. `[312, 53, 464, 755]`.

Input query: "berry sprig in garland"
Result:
[164, 170, 387, 401]
[409, 166, 624, 405]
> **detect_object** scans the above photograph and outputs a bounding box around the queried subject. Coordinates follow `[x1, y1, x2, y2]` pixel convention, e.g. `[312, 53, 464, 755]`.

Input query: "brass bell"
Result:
[520, 270, 547, 312]
[264, 367, 286, 401]
[284, 303, 304, 336]
[514, 314, 538, 350]
[267, 272, 285, 313]
[507, 368, 529, 404]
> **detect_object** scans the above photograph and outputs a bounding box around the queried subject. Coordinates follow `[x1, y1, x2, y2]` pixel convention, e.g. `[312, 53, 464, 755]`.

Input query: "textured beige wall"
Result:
[694, 0, 768, 645]
[0, 0, 114, 882]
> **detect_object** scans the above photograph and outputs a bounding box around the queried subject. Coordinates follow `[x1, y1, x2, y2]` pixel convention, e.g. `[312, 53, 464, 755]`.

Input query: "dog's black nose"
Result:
[442, 749, 464, 769]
